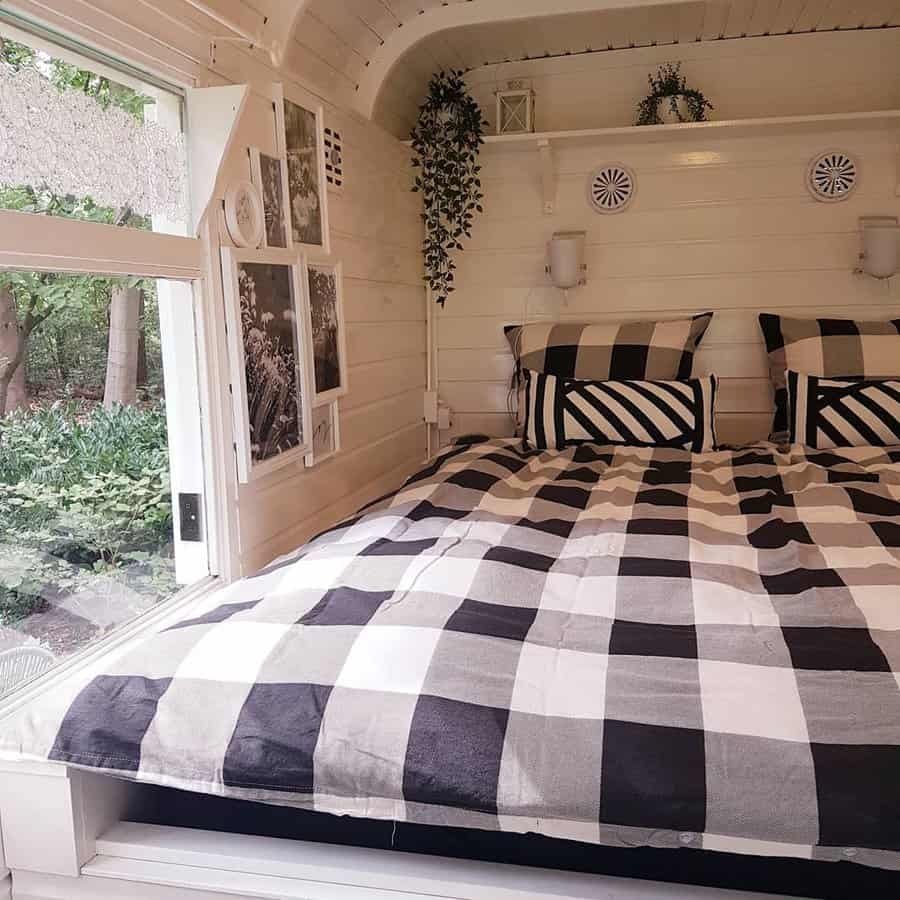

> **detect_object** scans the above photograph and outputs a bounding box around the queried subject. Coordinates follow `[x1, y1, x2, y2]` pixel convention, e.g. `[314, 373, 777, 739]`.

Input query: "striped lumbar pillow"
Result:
[787, 370, 900, 449]
[523, 370, 718, 452]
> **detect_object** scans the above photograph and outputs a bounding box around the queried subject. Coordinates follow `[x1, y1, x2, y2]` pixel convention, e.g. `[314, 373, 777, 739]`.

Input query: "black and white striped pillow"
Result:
[787, 370, 900, 448]
[523, 370, 717, 452]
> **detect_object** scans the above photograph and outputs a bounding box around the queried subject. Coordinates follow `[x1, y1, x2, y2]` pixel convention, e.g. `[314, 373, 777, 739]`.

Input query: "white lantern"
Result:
[496, 85, 535, 135]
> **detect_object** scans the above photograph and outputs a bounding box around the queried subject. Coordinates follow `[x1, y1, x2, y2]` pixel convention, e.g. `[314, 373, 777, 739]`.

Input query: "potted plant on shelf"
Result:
[635, 62, 713, 126]
[410, 70, 486, 307]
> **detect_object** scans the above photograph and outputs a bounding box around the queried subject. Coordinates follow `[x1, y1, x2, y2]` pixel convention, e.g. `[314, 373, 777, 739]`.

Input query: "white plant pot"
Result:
[657, 95, 691, 124]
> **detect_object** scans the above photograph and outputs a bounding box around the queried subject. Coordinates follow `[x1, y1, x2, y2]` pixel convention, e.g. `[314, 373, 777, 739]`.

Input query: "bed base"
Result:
[0, 760, 842, 900]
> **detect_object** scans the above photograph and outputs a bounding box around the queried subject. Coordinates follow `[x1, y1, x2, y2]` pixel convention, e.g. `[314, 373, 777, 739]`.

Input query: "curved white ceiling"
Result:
[355, 0, 703, 121]
[278, 0, 900, 136]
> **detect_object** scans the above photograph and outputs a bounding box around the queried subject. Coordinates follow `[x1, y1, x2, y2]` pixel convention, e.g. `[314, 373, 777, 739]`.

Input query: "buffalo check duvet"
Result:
[3, 439, 900, 870]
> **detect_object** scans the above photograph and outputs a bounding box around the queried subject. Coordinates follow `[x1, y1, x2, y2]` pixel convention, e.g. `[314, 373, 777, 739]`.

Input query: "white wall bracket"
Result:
[537, 138, 555, 215]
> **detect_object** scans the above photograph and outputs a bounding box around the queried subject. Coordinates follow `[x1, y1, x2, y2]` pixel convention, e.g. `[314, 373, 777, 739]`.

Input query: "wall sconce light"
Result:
[546, 231, 587, 290]
[857, 216, 900, 279]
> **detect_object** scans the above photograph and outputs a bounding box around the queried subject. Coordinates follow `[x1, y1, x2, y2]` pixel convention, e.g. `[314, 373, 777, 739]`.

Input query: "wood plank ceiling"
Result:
[282, 0, 900, 136]
[142, 1, 900, 135]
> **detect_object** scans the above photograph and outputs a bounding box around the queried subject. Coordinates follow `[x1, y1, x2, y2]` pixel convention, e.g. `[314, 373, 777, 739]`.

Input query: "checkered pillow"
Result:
[787, 370, 900, 449]
[505, 313, 712, 381]
[523, 369, 717, 452]
[760, 314, 900, 439]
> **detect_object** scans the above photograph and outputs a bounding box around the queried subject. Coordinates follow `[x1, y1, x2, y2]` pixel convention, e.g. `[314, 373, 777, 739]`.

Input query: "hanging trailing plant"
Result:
[635, 62, 713, 126]
[410, 70, 486, 306]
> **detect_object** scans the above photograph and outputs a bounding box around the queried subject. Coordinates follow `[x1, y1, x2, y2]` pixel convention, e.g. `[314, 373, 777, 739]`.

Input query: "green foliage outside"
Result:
[0, 403, 175, 626]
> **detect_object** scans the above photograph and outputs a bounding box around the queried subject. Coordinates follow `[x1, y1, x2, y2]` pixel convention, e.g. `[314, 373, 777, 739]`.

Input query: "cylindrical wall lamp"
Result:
[858, 216, 900, 279]
[546, 231, 587, 289]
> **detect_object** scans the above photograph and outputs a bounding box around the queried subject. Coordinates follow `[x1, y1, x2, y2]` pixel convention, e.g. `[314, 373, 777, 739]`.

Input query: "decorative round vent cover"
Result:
[807, 150, 859, 202]
[587, 164, 635, 214]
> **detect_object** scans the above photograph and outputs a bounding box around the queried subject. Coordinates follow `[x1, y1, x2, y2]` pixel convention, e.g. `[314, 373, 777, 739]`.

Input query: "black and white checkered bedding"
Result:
[3, 440, 900, 870]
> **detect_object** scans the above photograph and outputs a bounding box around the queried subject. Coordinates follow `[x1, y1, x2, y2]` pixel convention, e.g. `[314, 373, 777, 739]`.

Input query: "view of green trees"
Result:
[0, 37, 177, 656]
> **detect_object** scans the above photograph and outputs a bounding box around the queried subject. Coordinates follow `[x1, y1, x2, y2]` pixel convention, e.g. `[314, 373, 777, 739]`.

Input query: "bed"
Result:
[2, 438, 900, 878]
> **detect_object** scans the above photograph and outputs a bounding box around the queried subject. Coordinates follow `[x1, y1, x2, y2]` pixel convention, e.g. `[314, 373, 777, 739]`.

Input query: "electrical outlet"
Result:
[178, 493, 203, 543]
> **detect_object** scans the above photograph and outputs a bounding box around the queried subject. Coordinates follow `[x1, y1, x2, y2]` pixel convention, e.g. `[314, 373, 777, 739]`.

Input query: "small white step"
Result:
[88, 822, 802, 900]
[84, 854, 435, 899]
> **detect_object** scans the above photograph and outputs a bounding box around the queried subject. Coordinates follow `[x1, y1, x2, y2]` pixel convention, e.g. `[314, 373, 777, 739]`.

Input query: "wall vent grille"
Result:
[324, 126, 344, 192]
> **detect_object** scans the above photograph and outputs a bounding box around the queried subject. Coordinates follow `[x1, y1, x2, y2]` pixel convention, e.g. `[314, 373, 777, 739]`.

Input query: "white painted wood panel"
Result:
[239, 425, 424, 556]
[438, 36, 900, 449]
[464, 30, 900, 134]
[222, 99, 424, 570]
[363, 6, 900, 134]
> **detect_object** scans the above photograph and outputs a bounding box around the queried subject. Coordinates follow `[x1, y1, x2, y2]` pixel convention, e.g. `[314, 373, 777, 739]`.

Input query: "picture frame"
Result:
[301, 257, 348, 405]
[304, 401, 341, 467]
[220, 246, 313, 482]
[274, 83, 331, 254]
[223, 180, 264, 248]
[249, 147, 291, 249]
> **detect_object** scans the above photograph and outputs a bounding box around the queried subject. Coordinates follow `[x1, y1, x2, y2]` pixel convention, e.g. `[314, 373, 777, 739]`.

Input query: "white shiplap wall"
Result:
[440, 31, 900, 446]
[225, 90, 425, 573]
[10, 0, 425, 575]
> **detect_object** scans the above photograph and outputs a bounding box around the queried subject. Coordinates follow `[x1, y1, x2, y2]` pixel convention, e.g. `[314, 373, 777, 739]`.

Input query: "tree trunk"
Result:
[52, 325, 70, 382]
[0, 285, 27, 417]
[136, 291, 148, 391]
[103, 285, 141, 408]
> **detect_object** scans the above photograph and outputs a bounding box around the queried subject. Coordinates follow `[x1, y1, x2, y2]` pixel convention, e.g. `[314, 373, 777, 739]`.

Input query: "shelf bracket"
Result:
[537, 138, 555, 215]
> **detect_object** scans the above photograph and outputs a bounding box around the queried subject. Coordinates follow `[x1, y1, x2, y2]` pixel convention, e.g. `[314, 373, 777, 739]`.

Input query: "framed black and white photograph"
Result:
[223, 180, 264, 248]
[278, 91, 330, 253]
[221, 247, 312, 482]
[305, 401, 341, 467]
[303, 258, 348, 404]
[249, 148, 290, 249]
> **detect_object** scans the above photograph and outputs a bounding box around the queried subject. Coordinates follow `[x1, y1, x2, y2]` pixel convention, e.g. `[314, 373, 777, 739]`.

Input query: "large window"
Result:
[0, 274, 205, 687]
[0, 24, 210, 698]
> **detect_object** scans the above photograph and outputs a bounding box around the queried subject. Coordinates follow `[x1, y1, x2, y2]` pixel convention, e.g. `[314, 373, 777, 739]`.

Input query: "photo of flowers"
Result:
[249, 148, 290, 249]
[221, 247, 312, 482]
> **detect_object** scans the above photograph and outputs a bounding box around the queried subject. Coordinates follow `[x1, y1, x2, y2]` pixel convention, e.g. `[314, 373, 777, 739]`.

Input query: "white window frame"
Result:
[0, 27, 241, 712]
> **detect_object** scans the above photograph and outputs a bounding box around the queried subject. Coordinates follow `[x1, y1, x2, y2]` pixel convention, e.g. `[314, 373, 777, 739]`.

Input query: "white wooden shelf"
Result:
[483, 109, 900, 149]
[405, 110, 900, 213]
[477, 110, 900, 214]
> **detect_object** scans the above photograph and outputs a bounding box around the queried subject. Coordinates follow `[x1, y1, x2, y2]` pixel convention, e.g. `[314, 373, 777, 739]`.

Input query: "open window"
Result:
[0, 22, 214, 697]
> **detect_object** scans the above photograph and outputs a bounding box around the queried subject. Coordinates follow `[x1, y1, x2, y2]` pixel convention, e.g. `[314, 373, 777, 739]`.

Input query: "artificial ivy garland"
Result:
[635, 62, 713, 126]
[410, 70, 486, 306]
